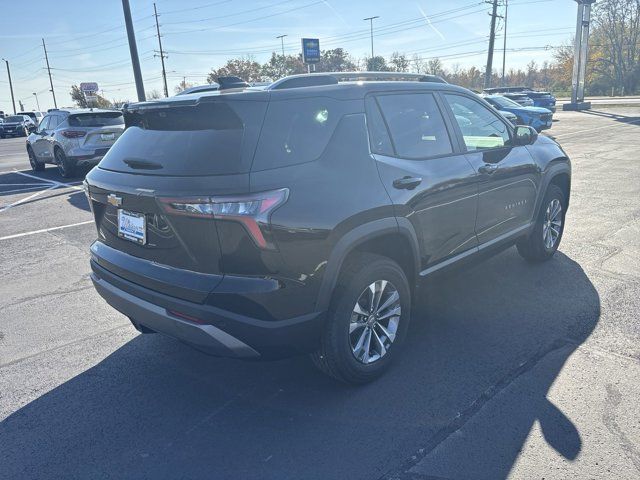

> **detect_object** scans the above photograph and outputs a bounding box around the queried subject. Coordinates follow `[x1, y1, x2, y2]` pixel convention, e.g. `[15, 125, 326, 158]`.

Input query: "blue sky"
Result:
[0, 0, 576, 112]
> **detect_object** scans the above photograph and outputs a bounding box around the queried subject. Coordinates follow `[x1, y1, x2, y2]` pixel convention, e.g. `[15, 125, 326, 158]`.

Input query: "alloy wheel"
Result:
[543, 198, 562, 249]
[55, 150, 66, 176]
[349, 280, 401, 364]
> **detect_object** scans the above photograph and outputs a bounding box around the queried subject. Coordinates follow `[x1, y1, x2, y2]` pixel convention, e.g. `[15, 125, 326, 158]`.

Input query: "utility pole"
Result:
[2, 59, 16, 114]
[42, 39, 57, 108]
[501, 0, 508, 85]
[276, 34, 287, 57]
[153, 3, 169, 98]
[484, 0, 499, 89]
[363, 16, 379, 60]
[122, 0, 146, 101]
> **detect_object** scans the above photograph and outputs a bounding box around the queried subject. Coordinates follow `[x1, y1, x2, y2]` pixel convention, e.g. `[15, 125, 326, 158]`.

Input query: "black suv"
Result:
[86, 72, 571, 383]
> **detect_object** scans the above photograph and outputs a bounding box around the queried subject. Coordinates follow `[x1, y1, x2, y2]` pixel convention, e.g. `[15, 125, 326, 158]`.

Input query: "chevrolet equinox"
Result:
[86, 72, 571, 384]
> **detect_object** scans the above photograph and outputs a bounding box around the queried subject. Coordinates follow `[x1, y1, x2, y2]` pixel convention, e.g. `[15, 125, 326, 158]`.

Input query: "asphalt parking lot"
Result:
[1, 108, 639, 479]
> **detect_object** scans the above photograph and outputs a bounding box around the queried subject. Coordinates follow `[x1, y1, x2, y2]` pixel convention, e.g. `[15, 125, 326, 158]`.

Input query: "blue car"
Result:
[485, 86, 556, 113]
[483, 95, 553, 132]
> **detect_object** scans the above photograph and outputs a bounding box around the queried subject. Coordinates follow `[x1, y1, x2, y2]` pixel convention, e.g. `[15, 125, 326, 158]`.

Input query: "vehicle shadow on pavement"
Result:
[0, 249, 599, 480]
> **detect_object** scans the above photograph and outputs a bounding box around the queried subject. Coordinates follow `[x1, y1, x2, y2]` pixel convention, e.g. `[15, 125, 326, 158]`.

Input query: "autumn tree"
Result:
[207, 56, 263, 83]
[69, 85, 112, 108]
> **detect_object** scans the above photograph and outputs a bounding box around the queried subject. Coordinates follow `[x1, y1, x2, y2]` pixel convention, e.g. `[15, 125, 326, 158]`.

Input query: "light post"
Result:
[32, 92, 40, 111]
[363, 16, 379, 60]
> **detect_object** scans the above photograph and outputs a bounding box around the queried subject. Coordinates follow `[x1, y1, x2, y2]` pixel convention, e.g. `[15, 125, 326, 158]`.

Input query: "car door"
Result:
[32, 115, 51, 159]
[441, 93, 540, 246]
[366, 91, 479, 272]
[43, 114, 61, 160]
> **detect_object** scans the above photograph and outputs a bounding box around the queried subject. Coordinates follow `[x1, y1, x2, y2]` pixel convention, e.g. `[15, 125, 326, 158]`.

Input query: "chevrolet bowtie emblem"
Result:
[107, 194, 122, 207]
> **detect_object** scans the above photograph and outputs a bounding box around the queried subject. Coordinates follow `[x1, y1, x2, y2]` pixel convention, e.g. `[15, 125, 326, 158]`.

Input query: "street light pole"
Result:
[33, 92, 40, 111]
[363, 16, 379, 59]
[276, 34, 287, 57]
[2, 58, 16, 114]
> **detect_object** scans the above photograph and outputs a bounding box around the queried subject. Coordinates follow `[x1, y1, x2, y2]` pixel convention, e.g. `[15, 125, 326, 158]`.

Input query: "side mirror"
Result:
[514, 125, 538, 146]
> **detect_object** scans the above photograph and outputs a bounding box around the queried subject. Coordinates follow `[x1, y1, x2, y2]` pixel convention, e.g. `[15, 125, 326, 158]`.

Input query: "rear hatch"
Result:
[67, 112, 125, 153]
[86, 92, 270, 299]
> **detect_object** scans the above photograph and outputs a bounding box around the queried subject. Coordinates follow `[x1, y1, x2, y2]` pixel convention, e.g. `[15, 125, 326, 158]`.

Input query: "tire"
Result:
[54, 147, 75, 178]
[310, 253, 411, 384]
[27, 146, 45, 172]
[517, 184, 566, 262]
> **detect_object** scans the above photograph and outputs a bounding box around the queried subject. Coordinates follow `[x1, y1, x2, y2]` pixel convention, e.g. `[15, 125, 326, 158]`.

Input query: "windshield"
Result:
[488, 96, 521, 108]
[4, 116, 24, 122]
[68, 112, 124, 127]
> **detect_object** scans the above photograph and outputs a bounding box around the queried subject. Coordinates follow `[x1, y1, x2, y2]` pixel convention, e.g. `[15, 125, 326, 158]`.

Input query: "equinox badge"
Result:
[107, 194, 122, 207]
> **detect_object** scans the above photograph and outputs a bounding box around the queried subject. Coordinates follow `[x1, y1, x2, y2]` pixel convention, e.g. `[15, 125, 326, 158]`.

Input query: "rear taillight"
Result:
[61, 130, 86, 138]
[158, 188, 288, 250]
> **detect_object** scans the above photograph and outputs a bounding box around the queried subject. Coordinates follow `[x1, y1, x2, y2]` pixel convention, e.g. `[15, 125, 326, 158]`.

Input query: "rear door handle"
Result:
[393, 176, 422, 190]
[478, 163, 499, 175]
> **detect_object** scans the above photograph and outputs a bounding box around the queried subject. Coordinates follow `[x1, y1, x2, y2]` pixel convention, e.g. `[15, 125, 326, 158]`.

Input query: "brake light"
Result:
[158, 188, 288, 249]
[61, 130, 86, 138]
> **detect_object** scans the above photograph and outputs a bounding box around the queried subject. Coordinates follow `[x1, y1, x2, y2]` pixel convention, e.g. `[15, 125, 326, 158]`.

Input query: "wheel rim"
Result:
[55, 150, 66, 175]
[543, 198, 562, 249]
[28, 150, 36, 169]
[349, 280, 401, 364]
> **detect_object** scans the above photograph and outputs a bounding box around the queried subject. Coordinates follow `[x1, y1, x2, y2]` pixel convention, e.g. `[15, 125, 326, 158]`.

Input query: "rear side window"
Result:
[38, 116, 51, 131]
[444, 94, 511, 151]
[252, 97, 345, 170]
[365, 96, 393, 156]
[375, 93, 453, 159]
[68, 112, 123, 127]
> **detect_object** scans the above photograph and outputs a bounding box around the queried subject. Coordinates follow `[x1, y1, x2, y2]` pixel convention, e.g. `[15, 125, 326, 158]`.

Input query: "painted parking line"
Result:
[0, 185, 57, 213]
[13, 170, 83, 191]
[553, 118, 640, 139]
[0, 185, 53, 195]
[0, 220, 94, 241]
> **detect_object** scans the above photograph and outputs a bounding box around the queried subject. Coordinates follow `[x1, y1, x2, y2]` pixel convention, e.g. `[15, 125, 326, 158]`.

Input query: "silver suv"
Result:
[26, 109, 124, 177]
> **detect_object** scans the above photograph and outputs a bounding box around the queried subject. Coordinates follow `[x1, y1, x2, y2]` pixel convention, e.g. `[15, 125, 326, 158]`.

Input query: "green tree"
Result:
[366, 56, 391, 71]
[389, 52, 410, 72]
[207, 56, 263, 83]
[69, 85, 112, 108]
[261, 52, 306, 81]
[316, 48, 356, 72]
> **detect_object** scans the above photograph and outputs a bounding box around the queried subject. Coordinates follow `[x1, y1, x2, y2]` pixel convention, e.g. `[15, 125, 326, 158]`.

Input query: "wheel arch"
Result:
[316, 217, 420, 312]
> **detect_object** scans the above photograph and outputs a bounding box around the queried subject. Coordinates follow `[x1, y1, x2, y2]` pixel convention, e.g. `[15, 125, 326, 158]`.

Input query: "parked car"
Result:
[85, 72, 571, 384]
[485, 86, 556, 112]
[498, 110, 518, 125]
[26, 109, 124, 177]
[17, 110, 44, 126]
[0, 115, 36, 137]
[483, 95, 553, 132]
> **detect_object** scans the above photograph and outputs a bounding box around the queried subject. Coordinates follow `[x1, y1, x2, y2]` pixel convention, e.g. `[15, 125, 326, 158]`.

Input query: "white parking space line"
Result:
[0, 220, 94, 241]
[13, 170, 83, 191]
[0, 185, 57, 213]
[1, 186, 52, 195]
[553, 118, 640, 138]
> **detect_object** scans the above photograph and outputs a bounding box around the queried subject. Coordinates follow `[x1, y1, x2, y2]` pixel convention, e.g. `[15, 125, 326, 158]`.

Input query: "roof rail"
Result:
[269, 71, 447, 90]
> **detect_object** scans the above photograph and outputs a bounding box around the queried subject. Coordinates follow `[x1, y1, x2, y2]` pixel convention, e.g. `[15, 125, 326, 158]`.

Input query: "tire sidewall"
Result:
[328, 257, 411, 382]
[55, 148, 72, 177]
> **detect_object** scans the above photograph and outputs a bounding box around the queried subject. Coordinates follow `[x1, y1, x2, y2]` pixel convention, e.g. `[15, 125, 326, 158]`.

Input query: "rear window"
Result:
[100, 100, 267, 176]
[252, 97, 346, 171]
[68, 112, 123, 127]
[5, 116, 24, 122]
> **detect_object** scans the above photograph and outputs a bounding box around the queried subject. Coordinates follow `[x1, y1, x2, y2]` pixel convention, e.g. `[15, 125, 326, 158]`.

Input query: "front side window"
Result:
[444, 94, 511, 151]
[375, 93, 453, 159]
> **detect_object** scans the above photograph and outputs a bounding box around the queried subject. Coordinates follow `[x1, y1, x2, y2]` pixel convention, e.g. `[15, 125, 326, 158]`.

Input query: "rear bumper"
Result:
[90, 259, 325, 359]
